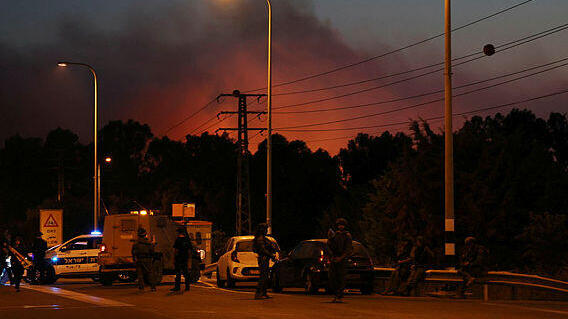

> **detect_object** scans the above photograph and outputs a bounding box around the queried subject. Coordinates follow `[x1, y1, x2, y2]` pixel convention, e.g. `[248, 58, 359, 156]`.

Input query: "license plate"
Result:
[249, 269, 260, 275]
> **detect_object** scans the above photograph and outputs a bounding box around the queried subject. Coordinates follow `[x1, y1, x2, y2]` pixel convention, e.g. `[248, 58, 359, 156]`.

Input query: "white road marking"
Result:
[22, 285, 133, 307]
[197, 280, 255, 295]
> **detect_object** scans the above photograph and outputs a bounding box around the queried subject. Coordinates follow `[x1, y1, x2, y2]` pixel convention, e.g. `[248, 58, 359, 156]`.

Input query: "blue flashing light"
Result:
[91, 230, 102, 235]
[51, 256, 59, 263]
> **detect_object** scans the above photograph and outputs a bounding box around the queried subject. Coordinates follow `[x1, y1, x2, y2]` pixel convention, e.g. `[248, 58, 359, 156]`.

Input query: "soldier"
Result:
[399, 236, 434, 296]
[253, 223, 276, 300]
[327, 218, 353, 303]
[31, 232, 47, 283]
[9, 237, 26, 292]
[384, 236, 412, 295]
[458, 237, 488, 296]
[1, 241, 11, 285]
[171, 227, 192, 292]
[131, 228, 156, 292]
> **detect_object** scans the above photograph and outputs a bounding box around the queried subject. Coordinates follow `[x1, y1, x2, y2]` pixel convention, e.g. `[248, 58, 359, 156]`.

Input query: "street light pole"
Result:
[443, 0, 455, 266]
[57, 62, 100, 232]
[265, 0, 273, 235]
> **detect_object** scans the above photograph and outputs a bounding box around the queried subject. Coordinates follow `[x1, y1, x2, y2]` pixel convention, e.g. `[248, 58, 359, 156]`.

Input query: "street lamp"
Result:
[265, 0, 273, 235]
[57, 61, 100, 233]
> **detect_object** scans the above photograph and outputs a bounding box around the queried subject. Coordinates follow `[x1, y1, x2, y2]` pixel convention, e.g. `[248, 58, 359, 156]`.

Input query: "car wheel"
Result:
[152, 260, 163, 285]
[226, 268, 235, 288]
[361, 283, 374, 295]
[43, 265, 57, 284]
[271, 270, 283, 293]
[226, 268, 236, 288]
[100, 272, 115, 286]
[304, 271, 319, 294]
[216, 267, 225, 288]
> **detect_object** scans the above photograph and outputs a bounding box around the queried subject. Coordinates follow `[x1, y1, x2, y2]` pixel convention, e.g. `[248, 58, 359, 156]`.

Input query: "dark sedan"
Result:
[270, 239, 374, 294]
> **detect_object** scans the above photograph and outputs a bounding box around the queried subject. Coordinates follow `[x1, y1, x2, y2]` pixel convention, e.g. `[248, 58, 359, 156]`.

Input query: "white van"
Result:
[44, 233, 103, 282]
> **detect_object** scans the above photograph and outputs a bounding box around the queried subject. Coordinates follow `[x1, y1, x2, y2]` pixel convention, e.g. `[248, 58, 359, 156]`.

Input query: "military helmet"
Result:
[137, 227, 147, 237]
[335, 218, 348, 227]
[465, 236, 476, 245]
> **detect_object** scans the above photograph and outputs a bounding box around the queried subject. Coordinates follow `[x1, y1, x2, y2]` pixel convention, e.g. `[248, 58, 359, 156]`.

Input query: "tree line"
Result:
[0, 109, 567, 278]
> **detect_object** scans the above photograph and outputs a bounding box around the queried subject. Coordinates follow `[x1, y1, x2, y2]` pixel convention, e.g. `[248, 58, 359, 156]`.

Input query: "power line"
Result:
[302, 120, 442, 143]
[274, 23, 568, 110]
[244, 0, 536, 93]
[275, 61, 568, 131]
[273, 22, 568, 97]
[162, 97, 218, 135]
[275, 88, 568, 133]
[275, 55, 568, 115]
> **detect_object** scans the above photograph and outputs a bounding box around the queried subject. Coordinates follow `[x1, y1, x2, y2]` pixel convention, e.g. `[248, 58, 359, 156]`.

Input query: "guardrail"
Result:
[203, 263, 567, 300]
[374, 267, 568, 301]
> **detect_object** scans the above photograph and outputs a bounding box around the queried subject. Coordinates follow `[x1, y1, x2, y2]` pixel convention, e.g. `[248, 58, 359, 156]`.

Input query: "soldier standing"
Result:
[327, 218, 353, 303]
[9, 237, 25, 292]
[171, 227, 192, 292]
[253, 223, 276, 300]
[31, 232, 47, 283]
[132, 228, 156, 292]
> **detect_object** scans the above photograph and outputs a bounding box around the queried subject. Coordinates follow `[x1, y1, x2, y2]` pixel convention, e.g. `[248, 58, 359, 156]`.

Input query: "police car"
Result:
[44, 233, 103, 283]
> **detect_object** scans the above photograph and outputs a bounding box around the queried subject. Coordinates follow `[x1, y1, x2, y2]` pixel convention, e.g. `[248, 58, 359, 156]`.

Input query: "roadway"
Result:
[1, 276, 568, 319]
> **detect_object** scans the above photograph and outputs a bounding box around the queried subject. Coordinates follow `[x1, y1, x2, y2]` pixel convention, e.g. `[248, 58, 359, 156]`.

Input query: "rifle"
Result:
[7, 245, 34, 270]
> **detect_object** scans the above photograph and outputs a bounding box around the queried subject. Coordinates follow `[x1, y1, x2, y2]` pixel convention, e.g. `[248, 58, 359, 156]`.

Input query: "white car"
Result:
[216, 235, 280, 288]
[44, 233, 103, 283]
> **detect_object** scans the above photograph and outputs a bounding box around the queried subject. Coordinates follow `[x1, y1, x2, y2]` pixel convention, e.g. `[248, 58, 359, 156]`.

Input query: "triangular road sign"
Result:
[44, 214, 58, 227]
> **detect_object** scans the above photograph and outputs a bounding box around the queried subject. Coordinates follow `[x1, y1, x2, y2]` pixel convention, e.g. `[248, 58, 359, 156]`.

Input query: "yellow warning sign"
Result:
[43, 214, 59, 227]
[40, 209, 63, 247]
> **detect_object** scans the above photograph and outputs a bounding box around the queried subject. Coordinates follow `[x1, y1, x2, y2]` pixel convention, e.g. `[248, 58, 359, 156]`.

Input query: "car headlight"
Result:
[51, 256, 59, 263]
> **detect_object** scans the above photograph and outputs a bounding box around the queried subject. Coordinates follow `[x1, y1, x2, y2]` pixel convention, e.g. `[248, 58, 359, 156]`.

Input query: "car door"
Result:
[58, 238, 89, 274]
[279, 242, 309, 286]
[81, 237, 102, 273]
[219, 238, 234, 280]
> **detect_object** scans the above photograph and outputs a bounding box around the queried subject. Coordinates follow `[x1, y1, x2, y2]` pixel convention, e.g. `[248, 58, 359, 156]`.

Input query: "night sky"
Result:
[1, 0, 567, 154]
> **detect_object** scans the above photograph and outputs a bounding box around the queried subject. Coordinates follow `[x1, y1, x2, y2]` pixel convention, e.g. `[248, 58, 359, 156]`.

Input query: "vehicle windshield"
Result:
[47, 244, 61, 252]
[352, 242, 370, 258]
[236, 240, 254, 252]
[235, 239, 279, 252]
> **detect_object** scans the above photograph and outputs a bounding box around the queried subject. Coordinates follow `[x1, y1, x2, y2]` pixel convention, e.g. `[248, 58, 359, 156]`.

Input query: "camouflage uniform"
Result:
[253, 224, 276, 299]
[327, 218, 353, 302]
[132, 228, 156, 291]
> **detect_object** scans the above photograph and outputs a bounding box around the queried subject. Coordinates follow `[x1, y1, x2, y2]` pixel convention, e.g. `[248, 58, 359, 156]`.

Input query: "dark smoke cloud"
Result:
[1, 0, 565, 154]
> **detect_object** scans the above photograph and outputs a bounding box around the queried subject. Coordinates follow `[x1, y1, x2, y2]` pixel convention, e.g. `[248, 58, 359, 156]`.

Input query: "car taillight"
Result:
[319, 250, 329, 265]
[100, 244, 107, 253]
[231, 250, 239, 263]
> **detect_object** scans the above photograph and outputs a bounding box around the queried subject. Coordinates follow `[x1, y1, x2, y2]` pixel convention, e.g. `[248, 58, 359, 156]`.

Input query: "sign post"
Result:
[172, 203, 196, 218]
[40, 209, 63, 248]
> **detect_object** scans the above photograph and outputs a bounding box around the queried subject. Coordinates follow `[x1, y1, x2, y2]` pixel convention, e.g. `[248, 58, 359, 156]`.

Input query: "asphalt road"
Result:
[2, 276, 568, 319]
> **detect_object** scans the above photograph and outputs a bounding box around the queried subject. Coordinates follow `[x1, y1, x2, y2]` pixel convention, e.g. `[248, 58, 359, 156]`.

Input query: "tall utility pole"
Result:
[217, 90, 266, 235]
[265, 0, 273, 235]
[444, 0, 456, 266]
